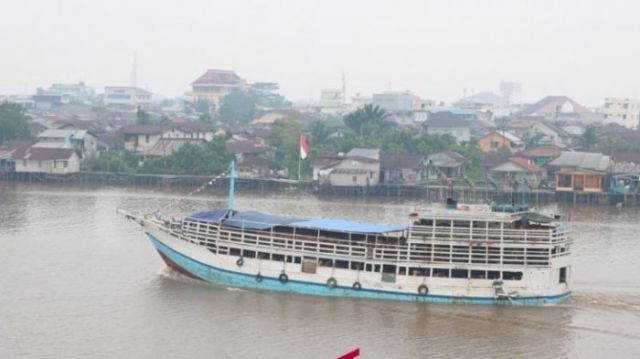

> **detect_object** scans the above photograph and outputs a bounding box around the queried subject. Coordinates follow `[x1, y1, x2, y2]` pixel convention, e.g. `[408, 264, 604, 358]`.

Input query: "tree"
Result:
[309, 121, 334, 146]
[579, 125, 597, 149]
[218, 89, 256, 126]
[250, 82, 291, 109]
[521, 131, 545, 149]
[136, 106, 151, 124]
[0, 102, 31, 144]
[268, 118, 302, 177]
[343, 104, 390, 138]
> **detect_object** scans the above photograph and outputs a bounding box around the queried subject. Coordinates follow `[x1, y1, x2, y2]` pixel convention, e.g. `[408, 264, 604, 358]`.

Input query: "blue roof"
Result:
[186, 209, 228, 222]
[289, 219, 406, 234]
[223, 211, 301, 231]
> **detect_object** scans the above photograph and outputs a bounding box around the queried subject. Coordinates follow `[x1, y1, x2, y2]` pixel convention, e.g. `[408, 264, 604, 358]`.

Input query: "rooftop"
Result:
[192, 69, 245, 86]
[548, 151, 611, 172]
[381, 154, 424, 170]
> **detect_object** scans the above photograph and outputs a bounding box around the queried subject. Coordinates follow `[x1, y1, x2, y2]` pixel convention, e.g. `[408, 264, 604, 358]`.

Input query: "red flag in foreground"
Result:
[300, 134, 309, 159]
[337, 348, 360, 359]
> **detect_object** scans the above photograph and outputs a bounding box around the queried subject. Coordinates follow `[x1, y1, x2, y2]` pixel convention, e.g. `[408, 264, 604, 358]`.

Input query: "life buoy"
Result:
[256, 273, 263, 282]
[279, 273, 288, 284]
[236, 257, 244, 266]
[326, 277, 337, 289]
[352, 281, 362, 290]
[418, 284, 429, 296]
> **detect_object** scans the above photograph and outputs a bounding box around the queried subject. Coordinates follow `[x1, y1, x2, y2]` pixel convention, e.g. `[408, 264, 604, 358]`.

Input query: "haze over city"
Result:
[1, 0, 639, 106]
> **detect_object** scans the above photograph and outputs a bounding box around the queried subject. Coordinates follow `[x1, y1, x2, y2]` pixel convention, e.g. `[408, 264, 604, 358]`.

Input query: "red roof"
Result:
[526, 96, 590, 115]
[192, 69, 245, 86]
[508, 157, 542, 173]
[11, 146, 75, 161]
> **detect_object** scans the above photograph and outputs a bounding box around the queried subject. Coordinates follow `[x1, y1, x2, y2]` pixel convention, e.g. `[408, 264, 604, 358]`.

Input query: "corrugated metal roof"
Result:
[347, 148, 380, 160]
[548, 151, 611, 172]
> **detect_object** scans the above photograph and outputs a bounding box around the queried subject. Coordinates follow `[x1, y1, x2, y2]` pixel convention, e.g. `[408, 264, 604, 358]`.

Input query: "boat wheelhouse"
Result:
[127, 201, 571, 306]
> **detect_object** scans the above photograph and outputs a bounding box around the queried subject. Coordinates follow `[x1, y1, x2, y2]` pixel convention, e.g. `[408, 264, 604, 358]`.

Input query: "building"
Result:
[312, 153, 345, 181]
[118, 125, 171, 153]
[426, 151, 470, 179]
[476, 131, 524, 153]
[35, 129, 98, 159]
[141, 138, 205, 157]
[11, 146, 80, 174]
[423, 112, 471, 144]
[380, 154, 425, 184]
[252, 109, 318, 128]
[185, 69, 246, 108]
[548, 151, 611, 193]
[371, 91, 417, 112]
[0, 141, 32, 173]
[321, 148, 380, 187]
[171, 122, 217, 141]
[319, 89, 343, 109]
[603, 98, 640, 129]
[237, 156, 288, 179]
[104, 87, 151, 107]
[489, 157, 542, 190]
[47, 82, 95, 103]
[524, 96, 590, 119]
[225, 139, 269, 164]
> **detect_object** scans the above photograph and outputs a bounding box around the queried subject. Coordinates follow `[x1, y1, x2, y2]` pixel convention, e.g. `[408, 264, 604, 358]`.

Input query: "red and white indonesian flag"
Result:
[300, 134, 309, 159]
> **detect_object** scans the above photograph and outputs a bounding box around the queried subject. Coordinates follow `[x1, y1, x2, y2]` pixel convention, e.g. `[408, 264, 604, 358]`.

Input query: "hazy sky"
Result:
[1, 0, 638, 106]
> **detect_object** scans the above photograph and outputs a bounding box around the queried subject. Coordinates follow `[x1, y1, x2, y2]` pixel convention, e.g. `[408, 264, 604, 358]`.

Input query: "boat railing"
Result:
[174, 220, 567, 267]
[409, 225, 570, 245]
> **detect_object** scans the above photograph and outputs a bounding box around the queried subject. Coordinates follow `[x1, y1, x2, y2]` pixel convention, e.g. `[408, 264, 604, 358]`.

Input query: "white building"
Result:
[320, 89, 343, 108]
[104, 86, 152, 107]
[12, 147, 80, 174]
[184, 69, 246, 108]
[35, 129, 98, 159]
[603, 98, 640, 129]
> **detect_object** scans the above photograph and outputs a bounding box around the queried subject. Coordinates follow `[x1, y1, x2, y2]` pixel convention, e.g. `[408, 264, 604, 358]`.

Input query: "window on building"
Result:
[63, 161, 68, 168]
[352, 176, 357, 183]
[470, 270, 486, 279]
[23, 159, 27, 167]
[488, 271, 501, 279]
[38, 161, 42, 168]
[145, 135, 150, 143]
[558, 174, 572, 187]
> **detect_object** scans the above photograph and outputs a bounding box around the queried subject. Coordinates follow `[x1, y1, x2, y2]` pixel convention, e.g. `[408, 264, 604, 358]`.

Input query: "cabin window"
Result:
[487, 271, 500, 279]
[470, 270, 486, 279]
[302, 259, 317, 274]
[335, 260, 349, 269]
[558, 174, 572, 187]
[502, 271, 523, 281]
[293, 256, 301, 264]
[432, 268, 449, 278]
[365, 264, 373, 272]
[559, 267, 567, 283]
[435, 220, 451, 227]
[38, 160, 42, 168]
[374, 264, 381, 273]
[350, 261, 364, 270]
[352, 176, 357, 183]
[409, 267, 429, 276]
[242, 250, 256, 258]
[229, 248, 241, 256]
[272, 254, 285, 262]
[258, 252, 270, 260]
[218, 246, 228, 255]
[398, 266, 407, 275]
[451, 269, 469, 278]
[382, 264, 396, 274]
[319, 258, 333, 267]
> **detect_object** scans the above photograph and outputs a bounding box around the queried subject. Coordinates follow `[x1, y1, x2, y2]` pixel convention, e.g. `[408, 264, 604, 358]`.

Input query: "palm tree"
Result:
[343, 104, 389, 137]
[309, 121, 334, 145]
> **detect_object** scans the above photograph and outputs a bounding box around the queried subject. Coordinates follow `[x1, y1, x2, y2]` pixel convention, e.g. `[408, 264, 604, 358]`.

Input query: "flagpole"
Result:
[297, 149, 301, 181]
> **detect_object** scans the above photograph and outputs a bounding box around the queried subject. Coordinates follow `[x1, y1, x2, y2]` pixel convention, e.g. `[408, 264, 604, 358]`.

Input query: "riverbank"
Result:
[2, 170, 639, 206]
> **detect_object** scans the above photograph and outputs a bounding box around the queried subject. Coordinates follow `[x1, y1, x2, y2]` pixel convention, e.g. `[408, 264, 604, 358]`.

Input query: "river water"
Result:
[1, 182, 639, 358]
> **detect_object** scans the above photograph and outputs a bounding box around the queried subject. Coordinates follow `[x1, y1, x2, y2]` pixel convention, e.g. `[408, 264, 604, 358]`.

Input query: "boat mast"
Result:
[228, 160, 236, 212]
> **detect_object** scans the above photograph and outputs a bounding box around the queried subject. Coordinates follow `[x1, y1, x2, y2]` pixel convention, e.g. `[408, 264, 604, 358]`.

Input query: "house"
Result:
[609, 152, 640, 194]
[167, 122, 216, 141]
[423, 112, 471, 144]
[371, 91, 419, 112]
[36, 129, 98, 159]
[237, 156, 288, 179]
[312, 152, 345, 181]
[118, 125, 170, 153]
[321, 148, 380, 187]
[47, 82, 95, 104]
[520, 146, 563, 180]
[426, 151, 470, 179]
[185, 69, 246, 108]
[380, 154, 425, 184]
[603, 98, 640, 130]
[0, 140, 32, 173]
[489, 157, 542, 190]
[476, 131, 524, 153]
[11, 146, 80, 174]
[104, 86, 152, 107]
[142, 138, 206, 157]
[225, 139, 269, 163]
[524, 96, 590, 119]
[548, 151, 611, 192]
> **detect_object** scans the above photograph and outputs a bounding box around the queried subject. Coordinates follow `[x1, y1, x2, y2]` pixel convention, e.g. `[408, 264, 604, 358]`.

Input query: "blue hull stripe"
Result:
[146, 233, 572, 306]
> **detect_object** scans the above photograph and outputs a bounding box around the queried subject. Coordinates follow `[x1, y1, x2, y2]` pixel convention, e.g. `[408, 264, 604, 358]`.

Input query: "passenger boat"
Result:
[121, 164, 572, 306]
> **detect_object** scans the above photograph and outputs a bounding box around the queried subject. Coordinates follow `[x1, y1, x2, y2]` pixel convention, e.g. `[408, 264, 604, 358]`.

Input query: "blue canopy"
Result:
[289, 219, 406, 234]
[223, 211, 301, 231]
[186, 209, 228, 222]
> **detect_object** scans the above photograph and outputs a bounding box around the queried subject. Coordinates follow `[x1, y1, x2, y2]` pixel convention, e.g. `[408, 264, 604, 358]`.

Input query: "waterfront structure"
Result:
[185, 69, 246, 108]
[380, 154, 425, 184]
[426, 151, 470, 179]
[423, 112, 471, 144]
[118, 125, 171, 153]
[104, 86, 152, 107]
[489, 157, 542, 189]
[320, 148, 380, 187]
[11, 146, 80, 174]
[476, 131, 524, 154]
[603, 98, 640, 129]
[35, 129, 98, 159]
[126, 178, 572, 305]
[549, 151, 610, 193]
